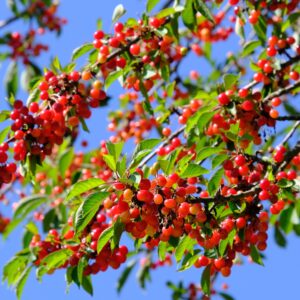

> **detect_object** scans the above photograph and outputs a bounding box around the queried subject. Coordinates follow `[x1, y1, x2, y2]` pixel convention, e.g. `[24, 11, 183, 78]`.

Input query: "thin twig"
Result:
[263, 79, 300, 103]
[243, 54, 300, 90]
[279, 121, 300, 146]
[0, 11, 27, 29]
[277, 116, 300, 121]
[137, 126, 185, 169]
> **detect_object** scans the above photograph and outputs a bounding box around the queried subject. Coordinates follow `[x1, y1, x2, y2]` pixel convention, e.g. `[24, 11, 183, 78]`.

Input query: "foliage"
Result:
[0, 0, 300, 299]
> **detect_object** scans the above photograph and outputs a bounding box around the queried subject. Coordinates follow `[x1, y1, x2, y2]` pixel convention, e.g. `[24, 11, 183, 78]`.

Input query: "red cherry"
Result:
[129, 44, 140, 56]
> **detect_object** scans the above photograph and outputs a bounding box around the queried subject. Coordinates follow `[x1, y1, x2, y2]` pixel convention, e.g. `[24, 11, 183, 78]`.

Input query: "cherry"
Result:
[218, 92, 230, 105]
[129, 44, 140, 56]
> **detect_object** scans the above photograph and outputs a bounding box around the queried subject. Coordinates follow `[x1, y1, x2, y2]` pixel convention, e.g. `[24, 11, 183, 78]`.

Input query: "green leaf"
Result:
[241, 40, 261, 58]
[180, 163, 209, 178]
[182, 0, 196, 30]
[74, 192, 109, 233]
[111, 217, 125, 249]
[97, 225, 114, 253]
[0, 110, 10, 122]
[106, 141, 124, 162]
[282, 12, 300, 31]
[59, 148, 74, 178]
[175, 235, 195, 263]
[5, 61, 18, 97]
[212, 154, 227, 169]
[277, 178, 294, 188]
[82, 275, 93, 296]
[158, 241, 168, 261]
[201, 265, 211, 296]
[66, 178, 105, 201]
[197, 147, 222, 162]
[279, 205, 294, 234]
[7, 0, 18, 13]
[253, 16, 267, 44]
[223, 74, 239, 90]
[14, 195, 47, 219]
[112, 4, 126, 23]
[26, 87, 40, 106]
[129, 138, 161, 170]
[117, 260, 136, 293]
[146, 0, 160, 12]
[0, 127, 10, 144]
[219, 229, 236, 257]
[41, 249, 73, 270]
[71, 43, 94, 61]
[198, 111, 215, 132]
[219, 292, 235, 300]
[16, 266, 32, 300]
[235, 17, 245, 40]
[250, 245, 264, 266]
[185, 111, 201, 133]
[178, 251, 201, 271]
[52, 56, 62, 72]
[105, 69, 123, 90]
[195, 0, 215, 24]
[274, 226, 287, 248]
[77, 257, 88, 285]
[103, 154, 117, 171]
[208, 168, 224, 196]
[157, 6, 184, 19]
[3, 255, 29, 286]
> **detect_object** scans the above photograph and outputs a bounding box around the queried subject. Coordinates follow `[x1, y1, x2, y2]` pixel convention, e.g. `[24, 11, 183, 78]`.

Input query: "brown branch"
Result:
[276, 139, 300, 173]
[277, 116, 300, 121]
[137, 126, 185, 169]
[278, 120, 300, 146]
[0, 11, 27, 29]
[243, 54, 300, 90]
[263, 79, 300, 103]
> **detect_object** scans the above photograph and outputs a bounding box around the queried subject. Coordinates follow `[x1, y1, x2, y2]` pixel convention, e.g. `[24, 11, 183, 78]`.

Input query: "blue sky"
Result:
[0, 1, 300, 300]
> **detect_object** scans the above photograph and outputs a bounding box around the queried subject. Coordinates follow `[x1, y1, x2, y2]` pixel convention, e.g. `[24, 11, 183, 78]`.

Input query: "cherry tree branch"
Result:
[0, 11, 27, 29]
[137, 126, 185, 169]
[278, 120, 300, 147]
[277, 116, 300, 121]
[263, 79, 300, 103]
[243, 54, 300, 90]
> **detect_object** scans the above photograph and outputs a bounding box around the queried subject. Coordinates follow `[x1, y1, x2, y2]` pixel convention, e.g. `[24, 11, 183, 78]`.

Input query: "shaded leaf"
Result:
[117, 260, 136, 293]
[14, 195, 47, 219]
[97, 225, 114, 253]
[59, 148, 74, 178]
[146, 0, 160, 12]
[5, 61, 18, 97]
[74, 192, 109, 233]
[250, 245, 264, 266]
[66, 178, 105, 201]
[71, 43, 94, 61]
[195, 0, 215, 24]
[180, 163, 209, 178]
[201, 265, 211, 296]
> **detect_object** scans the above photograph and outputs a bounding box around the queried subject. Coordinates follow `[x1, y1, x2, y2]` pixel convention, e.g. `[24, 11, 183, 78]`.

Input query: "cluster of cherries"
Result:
[2, 0, 66, 64]
[30, 212, 128, 275]
[7, 31, 49, 64]
[107, 92, 157, 143]
[27, 0, 67, 32]
[229, 0, 299, 24]
[194, 11, 233, 43]
[0, 70, 108, 188]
